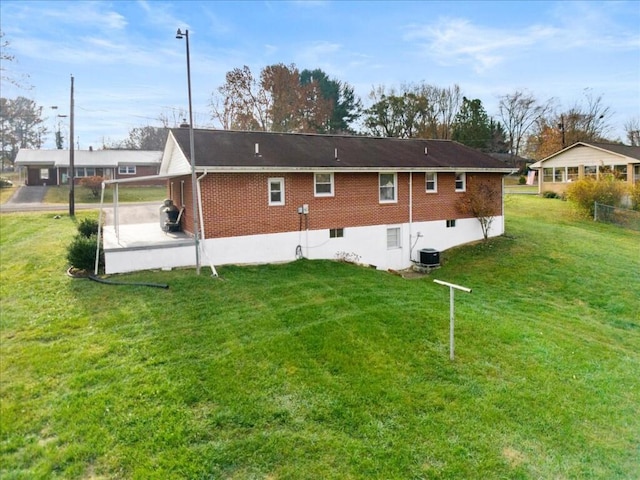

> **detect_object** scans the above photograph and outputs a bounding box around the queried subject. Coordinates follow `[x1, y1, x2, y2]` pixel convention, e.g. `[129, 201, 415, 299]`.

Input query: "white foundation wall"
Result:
[203, 216, 505, 271]
[105, 244, 196, 274]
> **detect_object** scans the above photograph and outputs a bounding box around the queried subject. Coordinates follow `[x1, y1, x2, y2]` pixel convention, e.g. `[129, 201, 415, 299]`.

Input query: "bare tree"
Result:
[624, 117, 640, 146]
[498, 90, 553, 157]
[456, 175, 501, 240]
[0, 30, 32, 91]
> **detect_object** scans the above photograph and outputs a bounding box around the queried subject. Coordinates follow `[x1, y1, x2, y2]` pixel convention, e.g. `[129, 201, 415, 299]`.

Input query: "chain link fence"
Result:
[594, 202, 640, 231]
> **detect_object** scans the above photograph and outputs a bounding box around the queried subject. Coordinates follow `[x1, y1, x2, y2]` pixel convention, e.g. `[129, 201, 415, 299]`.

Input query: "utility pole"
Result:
[69, 74, 75, 217]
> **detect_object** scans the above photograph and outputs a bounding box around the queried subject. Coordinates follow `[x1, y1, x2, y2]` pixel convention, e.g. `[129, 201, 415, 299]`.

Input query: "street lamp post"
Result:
[176, 28, 201, 275]
[69, 74, 75, 217]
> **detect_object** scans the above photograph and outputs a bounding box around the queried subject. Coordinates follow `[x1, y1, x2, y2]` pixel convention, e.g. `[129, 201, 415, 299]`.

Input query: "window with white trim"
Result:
[446, 219, 456, 228]
[425, 172, 437, 192]
[40, 169, 49, 180]
[329, 228, 344, 238]
[268, 177, 285, 206]
[379, 173, 397, 203]
[455, 172, 466, 192]
[314, 172, 334, 197]
[567, 167, 579, 182]
[118, 165, 136, 175]
[612, 165, 627, 181]
[387, 227, 401, 249]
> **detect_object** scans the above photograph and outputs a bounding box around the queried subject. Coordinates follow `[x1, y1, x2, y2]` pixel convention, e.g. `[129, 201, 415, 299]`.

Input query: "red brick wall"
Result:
[115, 165, 163, 185]
[185, 171, 503, 239]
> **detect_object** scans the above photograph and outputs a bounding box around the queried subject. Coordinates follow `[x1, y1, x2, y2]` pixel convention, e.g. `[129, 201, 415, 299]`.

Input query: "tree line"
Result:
[2, 46, 639, 170]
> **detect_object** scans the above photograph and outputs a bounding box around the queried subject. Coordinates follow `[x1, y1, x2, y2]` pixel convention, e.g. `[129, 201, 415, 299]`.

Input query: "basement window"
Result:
[446, 219, 456, 228]
[387, 227, 401, 249]
[329, 228, 344, 238]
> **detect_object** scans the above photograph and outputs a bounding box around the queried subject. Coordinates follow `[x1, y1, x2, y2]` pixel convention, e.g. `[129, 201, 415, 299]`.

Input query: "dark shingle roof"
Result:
[590, 143, 640, 161]
[170, 128, 511, 171]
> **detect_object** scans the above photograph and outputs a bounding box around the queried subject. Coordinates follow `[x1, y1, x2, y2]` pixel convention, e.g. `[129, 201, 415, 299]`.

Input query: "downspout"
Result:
[408, 172, 414, 263]
[95, 181, 105, 275]
[196, 171, 219, 277]
[114, 183, 120, 240]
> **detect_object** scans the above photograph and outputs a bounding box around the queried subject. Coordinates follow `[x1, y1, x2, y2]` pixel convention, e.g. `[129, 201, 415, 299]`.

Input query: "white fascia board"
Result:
[197, 166, 516, 174]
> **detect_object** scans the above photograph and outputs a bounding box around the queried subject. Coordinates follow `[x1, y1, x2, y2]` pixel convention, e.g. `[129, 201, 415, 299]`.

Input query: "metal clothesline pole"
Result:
[433, 279, 472, 361]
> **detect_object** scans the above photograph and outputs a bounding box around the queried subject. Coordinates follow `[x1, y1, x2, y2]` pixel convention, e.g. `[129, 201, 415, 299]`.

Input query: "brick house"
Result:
[14, 148, 162, 186]
[105, 128, 510, 274]
[530, 142, 640, 195]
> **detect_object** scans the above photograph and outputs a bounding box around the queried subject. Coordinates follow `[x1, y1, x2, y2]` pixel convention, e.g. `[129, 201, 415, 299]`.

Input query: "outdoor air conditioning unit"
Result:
[419, 248, 440, 267]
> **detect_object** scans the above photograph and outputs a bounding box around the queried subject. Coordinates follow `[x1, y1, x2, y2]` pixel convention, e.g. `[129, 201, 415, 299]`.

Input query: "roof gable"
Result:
[167, 128, 512, 172]
[533, 142, 640, 168]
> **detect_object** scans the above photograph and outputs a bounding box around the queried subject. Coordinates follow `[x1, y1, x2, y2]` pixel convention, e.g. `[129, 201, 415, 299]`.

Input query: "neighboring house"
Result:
[103, 128, 514, 274]
[14, 148, 162, 186]
[530, 142, 640, 195]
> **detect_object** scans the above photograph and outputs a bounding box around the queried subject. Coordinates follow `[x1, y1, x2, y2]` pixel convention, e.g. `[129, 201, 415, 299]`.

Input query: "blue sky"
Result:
[1, 0, 639, 149]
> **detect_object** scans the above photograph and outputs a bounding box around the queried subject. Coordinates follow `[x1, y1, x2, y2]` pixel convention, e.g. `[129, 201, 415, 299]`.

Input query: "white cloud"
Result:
[404, 17, 557, 73]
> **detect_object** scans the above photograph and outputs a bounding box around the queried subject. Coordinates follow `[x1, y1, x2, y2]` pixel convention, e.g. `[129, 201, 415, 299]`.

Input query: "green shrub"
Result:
[518, 175, 527, 185]
[566, 175, 628, 217]
[77, 218, 99, 238]
[631, 182, 640, 212]
[542, 191, 558, 199]
[66, 234, 103, 271]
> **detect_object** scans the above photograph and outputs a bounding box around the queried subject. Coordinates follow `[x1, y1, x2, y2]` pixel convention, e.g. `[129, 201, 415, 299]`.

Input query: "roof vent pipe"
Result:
[334, 147, 339, 161]
[424, 147, 428, 155]
[255, 143, 260, 156]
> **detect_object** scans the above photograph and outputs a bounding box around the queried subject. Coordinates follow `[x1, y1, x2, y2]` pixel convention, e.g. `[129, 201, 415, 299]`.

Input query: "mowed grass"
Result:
[1, 196, 638, 479]
[43, 185, 166, 204]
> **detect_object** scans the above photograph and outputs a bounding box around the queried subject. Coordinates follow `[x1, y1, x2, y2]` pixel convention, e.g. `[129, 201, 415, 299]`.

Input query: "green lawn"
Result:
[43, 185, 166, 204]
[1, 196, 639, 479]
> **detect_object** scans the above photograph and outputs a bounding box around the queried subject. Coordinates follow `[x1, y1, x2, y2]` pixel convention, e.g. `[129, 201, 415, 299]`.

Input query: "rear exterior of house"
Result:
[531, 143, 640, 196]
[14, 149, 162, 186]
[104, 129, 511, 274]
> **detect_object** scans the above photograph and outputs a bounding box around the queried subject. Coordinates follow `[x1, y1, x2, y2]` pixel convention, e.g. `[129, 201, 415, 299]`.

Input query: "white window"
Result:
[118, 165, 136, 175]
[612, 165, 627, 181]
[379, 173, 397, 203]
[567, 167, 579, 182]
[40, 168, 49, 180]
[329, 228, 344, 238]
[554, 168, 564, 183]
[314, 172, 334, 197]
[86, 167, 96, 177]
[387, 227, 401, 249]
[425, 172, 437, 192]
[75, 168, 86, 177]
[268, 177, 285, 206]
[455, 172, 466, 192]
